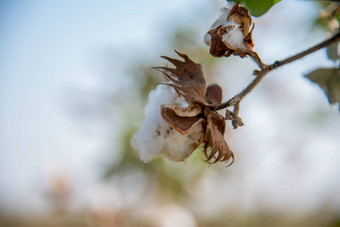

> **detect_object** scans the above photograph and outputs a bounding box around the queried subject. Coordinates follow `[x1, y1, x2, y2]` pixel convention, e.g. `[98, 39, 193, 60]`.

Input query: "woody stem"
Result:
[216, 31, 340, 110]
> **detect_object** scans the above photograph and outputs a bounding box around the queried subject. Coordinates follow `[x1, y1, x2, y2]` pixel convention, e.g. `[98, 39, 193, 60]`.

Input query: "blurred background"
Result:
[0, 0, 340, 226]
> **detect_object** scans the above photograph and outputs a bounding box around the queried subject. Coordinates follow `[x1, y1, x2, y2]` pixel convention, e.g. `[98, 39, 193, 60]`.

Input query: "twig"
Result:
[216, 31, 340, 110]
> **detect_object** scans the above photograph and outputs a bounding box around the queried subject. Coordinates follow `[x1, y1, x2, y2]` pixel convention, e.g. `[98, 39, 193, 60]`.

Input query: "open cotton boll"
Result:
[221, 21, 245, 50]
[204, 7, 230, 46]
[131, 85, 201, 163]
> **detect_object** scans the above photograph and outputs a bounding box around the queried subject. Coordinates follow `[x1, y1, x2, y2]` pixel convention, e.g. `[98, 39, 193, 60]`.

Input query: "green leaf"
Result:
[327, 42, 340, 62]
[227, 0, 281, 17]
[305, 68, 340, 105]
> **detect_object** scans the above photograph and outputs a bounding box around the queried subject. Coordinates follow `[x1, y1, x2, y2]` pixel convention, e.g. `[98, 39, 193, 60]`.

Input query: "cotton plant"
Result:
[131, 1, 340, 165]
[131, 51, 235, 164]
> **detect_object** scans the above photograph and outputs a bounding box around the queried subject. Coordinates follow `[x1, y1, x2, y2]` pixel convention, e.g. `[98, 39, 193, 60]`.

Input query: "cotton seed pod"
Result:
[205, 3, 254, 58]
[132, 52, 236, 165]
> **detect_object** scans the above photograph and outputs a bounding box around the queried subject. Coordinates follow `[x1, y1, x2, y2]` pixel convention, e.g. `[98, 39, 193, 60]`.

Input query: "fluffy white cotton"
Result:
[160, 121, 202, 162]
[221, 21, 245, 50]
[131, 86, 203, 163]
[204, 7, 230, 46]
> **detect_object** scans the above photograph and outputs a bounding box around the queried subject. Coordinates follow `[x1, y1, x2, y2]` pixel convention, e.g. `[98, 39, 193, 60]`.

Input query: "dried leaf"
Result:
[305, 68, 340, 105]
[204, 112, 234, 164]
[161, 105, 203, 135]
[154, 50, 206, 103]
[204, 84, 223, 105]
[327, 42, 340, 62]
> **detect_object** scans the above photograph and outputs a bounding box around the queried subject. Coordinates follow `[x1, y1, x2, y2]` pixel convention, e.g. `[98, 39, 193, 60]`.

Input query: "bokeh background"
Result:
[0, 0, 340, 226]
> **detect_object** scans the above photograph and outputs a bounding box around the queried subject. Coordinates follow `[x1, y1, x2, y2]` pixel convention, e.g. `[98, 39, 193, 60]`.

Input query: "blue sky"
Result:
[0, 0, 212, 212]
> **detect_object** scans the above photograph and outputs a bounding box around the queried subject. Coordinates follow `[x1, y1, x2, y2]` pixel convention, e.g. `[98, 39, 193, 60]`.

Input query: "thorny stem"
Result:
[216, 31, 340, 111]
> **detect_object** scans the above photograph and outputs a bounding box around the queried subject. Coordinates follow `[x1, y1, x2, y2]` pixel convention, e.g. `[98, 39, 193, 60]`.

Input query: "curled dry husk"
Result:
[154, 51, 234, 165]
[205, 2, 254, 58]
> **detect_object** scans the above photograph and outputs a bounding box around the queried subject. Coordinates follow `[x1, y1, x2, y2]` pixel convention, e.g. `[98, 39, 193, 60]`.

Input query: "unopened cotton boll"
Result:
[131, 86, 203, 163]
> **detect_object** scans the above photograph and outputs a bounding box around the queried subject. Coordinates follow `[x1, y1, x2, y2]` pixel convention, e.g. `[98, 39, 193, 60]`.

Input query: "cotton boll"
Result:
[131, 85, 201, 163]
[204, 7, 230, 46]
[221, 22, 245, 50]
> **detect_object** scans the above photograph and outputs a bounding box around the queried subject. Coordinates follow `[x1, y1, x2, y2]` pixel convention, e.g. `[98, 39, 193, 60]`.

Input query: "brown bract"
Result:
[207, 2, 254, 58]
[154, 51, 234, 165]
[227, 2, 252, 38]
[155, 50, 206, 104]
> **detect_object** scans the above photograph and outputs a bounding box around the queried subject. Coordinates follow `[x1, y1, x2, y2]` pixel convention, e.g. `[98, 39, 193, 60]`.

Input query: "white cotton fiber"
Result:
[161, 122, 202, 162]
[221, 21, 245, 50]
[204, 7, 230, 46]
[131, 86, 203, 163]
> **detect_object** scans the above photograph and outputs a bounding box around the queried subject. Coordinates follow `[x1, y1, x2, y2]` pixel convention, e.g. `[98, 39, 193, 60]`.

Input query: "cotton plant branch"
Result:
[216, 31, 340, 111]
[132, 4, 340, 166]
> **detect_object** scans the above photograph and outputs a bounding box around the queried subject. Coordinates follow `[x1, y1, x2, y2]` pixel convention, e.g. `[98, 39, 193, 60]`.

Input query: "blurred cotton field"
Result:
[0, 0, 340, 226]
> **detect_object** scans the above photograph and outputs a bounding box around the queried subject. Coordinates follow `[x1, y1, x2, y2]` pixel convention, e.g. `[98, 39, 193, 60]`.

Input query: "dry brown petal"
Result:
[154, 50, 206, 103]
[204, 84, 223, 105]
[161, 105, 204, 135]
[204, 111, 234, 164]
